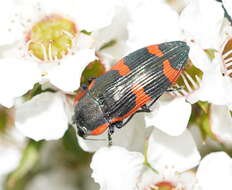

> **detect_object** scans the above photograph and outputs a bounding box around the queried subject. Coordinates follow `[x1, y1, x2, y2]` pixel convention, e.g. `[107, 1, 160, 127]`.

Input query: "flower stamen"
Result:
[48, 41, 53, 62]
[26, 15, 78, 62]
[221, 38, 232, 77]
[222, 48, 232, 59]
[171, 62, 202, 97]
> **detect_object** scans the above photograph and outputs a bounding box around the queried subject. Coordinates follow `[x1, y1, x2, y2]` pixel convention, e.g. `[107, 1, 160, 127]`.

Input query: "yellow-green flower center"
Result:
[27, 15, 77, 61]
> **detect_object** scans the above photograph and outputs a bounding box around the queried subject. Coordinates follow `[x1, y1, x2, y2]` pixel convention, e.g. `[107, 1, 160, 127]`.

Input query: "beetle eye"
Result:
[77, 127, 87, 138]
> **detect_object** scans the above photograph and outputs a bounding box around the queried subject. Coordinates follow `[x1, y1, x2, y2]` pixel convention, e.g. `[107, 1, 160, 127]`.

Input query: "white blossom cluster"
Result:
[1, 0, 232, 190]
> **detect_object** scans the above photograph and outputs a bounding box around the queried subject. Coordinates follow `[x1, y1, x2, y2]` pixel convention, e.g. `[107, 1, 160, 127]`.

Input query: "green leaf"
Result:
[80, 60, 105, 85]
[62, 127, 92, 166]
[189, 102, 216, 141]
[80, 30, 92, 35]
[0, 107, 8, 133]
[99, 39, 117, 50]
[23, 83, 56, 101]
[198, 101, 209, 113]
[204, 49, 216, 60]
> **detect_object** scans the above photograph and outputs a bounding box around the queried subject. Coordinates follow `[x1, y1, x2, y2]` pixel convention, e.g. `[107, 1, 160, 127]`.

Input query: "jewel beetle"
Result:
[73, 41, 190, 145]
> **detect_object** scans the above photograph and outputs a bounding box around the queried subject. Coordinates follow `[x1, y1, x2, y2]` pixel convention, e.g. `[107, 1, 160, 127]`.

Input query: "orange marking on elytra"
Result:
[110, 85, 151, 123]
[111, 59, 131, 76]
[74, 89, 86, 105]
[90, 122, 109, 135]
[163, 60, 180, 83]
[147, 45, 164, 57]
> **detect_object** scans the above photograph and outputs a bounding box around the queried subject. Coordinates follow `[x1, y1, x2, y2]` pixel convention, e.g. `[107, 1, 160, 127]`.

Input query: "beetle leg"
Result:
[121, 114, 136, 128]
[119, 105, 151, 128]
[108, 125, 114, 146]
[113, 121, 123, 129]
[137, 105, 151, 113]
[166, 86, 183, 92]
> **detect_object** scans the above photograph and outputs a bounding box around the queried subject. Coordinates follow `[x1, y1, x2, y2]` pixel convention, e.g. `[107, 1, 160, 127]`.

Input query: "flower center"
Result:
[151, 181, 177, 190]
[222, 38, 232, 77]
[26, 15, 77, 61]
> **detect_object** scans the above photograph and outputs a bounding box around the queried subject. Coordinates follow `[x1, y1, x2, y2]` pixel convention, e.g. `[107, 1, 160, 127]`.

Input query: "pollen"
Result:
[26, 15, 78, 61]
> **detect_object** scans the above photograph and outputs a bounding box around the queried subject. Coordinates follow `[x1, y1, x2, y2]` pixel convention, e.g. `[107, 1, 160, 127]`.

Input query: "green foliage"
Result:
[62, 126, 92, 167]
[5, 140, 43, 190]
[204, 49, 216, 60]
[80, 30, 92, 35]
[0, 108, 8, 133]
[99, 39, 117, 50]
[80, 60, 105, 85]
[23, 83, 55, 101]
[189, 102, 216, 141]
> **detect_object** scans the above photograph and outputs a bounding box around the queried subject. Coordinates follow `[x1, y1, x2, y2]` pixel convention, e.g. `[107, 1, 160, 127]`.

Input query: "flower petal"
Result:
[127, 0, 181, 51]
[180, 0, 224, 49]
[15, 92, 69, 141]
[222, 0, 232, 18]
[0, 1, 23, 45]
[74, 0, 120, 31]
[91, 146, 144, 190]
[145, 97, 191, 136]
[188, 42, 211, 72]
[197, 152, 232, 190]
[78, 114, 150, 153]
[193, 54, 232, 105]
[47, 49, 96, 92]
[148, 128, 201, 173]
[210, 105, 232, 146]
[138, 168, 200, 190]
[0, 59, 41, 108]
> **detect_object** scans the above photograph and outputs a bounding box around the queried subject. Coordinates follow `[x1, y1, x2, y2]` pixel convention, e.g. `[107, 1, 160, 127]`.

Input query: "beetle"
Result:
[73, 41, 190, 145]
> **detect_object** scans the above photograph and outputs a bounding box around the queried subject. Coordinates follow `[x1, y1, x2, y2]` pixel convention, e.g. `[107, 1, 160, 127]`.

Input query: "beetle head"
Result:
[73, 92, 108, 138]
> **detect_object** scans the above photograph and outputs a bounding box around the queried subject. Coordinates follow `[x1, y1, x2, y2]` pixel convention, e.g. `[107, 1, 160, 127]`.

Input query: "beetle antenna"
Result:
[83, 137, 106, 141]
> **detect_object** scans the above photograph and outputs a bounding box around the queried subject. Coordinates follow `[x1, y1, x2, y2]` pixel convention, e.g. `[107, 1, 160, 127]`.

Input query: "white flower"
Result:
[190, 49, 232, 106]
[1, 0, 119, 46]
[91, 146, 144, 190]
[197, 152, 232, 190]
[126, 0, 182, 51]
[0, 0, 121, 107]
[147, 128, 200, 173]
[180, 0, 225, 49]
[91, 128, 201, 190]
[180, 0, 232, 106]
[15, 92, 69, 141]
[0, 59, 41, 108]
[210, 105, 232, 147]
[145, 96, 192, 136]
